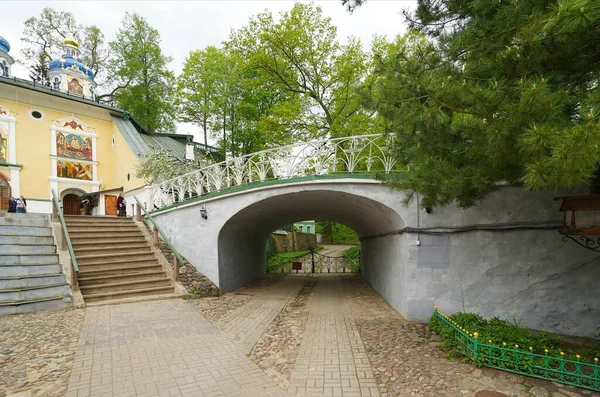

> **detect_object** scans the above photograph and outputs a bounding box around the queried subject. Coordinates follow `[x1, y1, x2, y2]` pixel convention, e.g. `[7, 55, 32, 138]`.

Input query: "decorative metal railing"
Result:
[267, 249, 360, 274]
[50, 189, 79, 287]
[433, 308, 600, 392]
[151, 134, 395, 210]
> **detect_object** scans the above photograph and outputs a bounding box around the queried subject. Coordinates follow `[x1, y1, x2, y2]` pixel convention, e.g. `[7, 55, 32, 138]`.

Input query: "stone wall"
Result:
[271, 231, 317, 253]
[154, 180, 600, 337]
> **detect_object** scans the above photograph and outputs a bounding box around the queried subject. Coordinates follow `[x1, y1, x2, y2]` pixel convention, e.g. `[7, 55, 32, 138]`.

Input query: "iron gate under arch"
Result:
[267, 248, 360, 274]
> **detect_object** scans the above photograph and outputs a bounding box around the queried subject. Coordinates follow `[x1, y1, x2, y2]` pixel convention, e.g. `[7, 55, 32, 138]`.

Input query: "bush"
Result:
[343, 247, 360, 272]
[429, 312, 600, 364]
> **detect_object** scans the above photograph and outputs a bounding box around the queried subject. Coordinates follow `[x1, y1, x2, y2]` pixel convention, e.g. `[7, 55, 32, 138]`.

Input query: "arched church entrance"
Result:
[61, 188, 86, 215]
[0, 173, 11, 211]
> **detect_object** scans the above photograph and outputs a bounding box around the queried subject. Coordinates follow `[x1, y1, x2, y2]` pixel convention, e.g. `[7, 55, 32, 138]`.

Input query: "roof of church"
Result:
[0, 76, 200, 162]
[112, 116, 190, 161]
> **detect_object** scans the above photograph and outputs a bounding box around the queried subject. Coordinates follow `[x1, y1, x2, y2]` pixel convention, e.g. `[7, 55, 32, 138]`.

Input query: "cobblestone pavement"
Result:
[289, 275, 379, 397]
[66, 299, 288, 397]
[218, 276, 306, 355]
[250, 276, 318, 390]
[341, 275, 599, 397]
[193, 275, 284, 324]
[0, 308, 85, 397]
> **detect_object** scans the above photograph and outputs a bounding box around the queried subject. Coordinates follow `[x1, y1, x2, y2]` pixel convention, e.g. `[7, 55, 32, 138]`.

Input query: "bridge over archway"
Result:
[148, 135, 600, 337]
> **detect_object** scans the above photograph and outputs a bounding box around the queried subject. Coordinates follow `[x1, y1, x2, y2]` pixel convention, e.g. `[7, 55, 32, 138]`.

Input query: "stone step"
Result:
[76, 251, 156, 265]
[78, 260, 161, 274]
[0, 283, 71, 304]
[0, 264, 62, 277]
[0, 226, 52, 237]
[0, 215, 49, 227]
[0, 296, 72, 316]
[0, 235, 55, 245]
[68, 230, 142, 239]
[0, 254, 59, 265]
[67, 225, 141, 233]
[77, 270, 168, 286]
[80, 277, 172, 295]
[0, 245, 56, 255]
[64, 215, 133, 224]
[82, 286, 174, 303]
[71, 237, 148, 247]
[73, 244, 152, 256]
[0, 274, 67, 289]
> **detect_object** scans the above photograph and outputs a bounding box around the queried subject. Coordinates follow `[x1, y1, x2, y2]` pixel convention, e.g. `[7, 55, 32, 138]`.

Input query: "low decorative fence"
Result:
[432, 307, 599, 392]
[267, 249, 360, 274]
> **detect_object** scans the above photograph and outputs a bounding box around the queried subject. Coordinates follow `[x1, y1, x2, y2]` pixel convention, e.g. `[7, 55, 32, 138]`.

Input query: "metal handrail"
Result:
[50, 189, 79, 274]
[134, 196, 184, 266]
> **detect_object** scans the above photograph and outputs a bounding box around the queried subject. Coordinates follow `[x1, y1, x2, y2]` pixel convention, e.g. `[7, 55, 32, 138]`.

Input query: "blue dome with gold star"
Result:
[0, 36, 9, 54]
[48, 54, 95, 80]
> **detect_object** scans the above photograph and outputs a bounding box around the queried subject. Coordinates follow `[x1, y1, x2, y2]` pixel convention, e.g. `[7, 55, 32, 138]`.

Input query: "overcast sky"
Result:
[1, 0, 417, 142]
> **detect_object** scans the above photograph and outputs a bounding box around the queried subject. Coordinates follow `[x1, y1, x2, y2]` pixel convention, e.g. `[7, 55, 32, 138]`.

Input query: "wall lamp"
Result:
[200, 206, 208, 220]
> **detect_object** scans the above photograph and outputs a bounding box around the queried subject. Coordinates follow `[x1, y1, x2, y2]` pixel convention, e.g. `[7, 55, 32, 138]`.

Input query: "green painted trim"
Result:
[150, 172, 405, 215]
[50, 189, 79, 274]
[0, 162, 23, 168]
[133, 196, 185, 266]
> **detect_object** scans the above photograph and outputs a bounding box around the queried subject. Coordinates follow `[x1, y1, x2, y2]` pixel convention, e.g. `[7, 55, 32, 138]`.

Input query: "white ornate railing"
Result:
[151, 134, 396, 209]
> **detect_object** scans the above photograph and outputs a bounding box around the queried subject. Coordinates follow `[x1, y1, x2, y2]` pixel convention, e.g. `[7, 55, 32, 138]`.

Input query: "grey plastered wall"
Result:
[153, 181, 600, 337]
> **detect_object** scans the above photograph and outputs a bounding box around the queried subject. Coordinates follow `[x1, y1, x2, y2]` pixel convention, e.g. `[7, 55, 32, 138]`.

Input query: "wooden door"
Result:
[62, 194, 81, 215]
[105, 195, 117, 216]
[0, 174, 10, 211]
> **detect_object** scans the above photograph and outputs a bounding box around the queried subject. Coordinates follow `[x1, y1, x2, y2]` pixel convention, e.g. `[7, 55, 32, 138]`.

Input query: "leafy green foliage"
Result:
[227, 3, 380, 138]
[315, 222, 359, 244]
[430, 312, 600, 364]
[367, 1, 600, 207]
[110, 13, 176, 133]
[343, 246, 360, 272]
[134, 148, 211, 184]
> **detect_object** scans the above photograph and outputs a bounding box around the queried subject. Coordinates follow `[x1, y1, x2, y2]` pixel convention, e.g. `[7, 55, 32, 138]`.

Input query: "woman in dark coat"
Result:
[117, 193, 126, 217]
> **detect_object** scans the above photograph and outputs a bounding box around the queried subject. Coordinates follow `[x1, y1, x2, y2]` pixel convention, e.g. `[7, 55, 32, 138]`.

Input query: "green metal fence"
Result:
[433, 308, 600, 392]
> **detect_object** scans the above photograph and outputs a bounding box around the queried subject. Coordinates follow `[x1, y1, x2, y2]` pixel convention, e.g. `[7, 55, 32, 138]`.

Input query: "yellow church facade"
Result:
[0, 34, 200, 216]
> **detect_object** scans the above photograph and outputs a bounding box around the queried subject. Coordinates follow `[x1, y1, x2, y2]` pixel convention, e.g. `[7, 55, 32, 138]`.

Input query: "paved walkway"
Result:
[217, 276, 306, 355]
[66, 300, 288, 397]
[289, 275, 379, 397]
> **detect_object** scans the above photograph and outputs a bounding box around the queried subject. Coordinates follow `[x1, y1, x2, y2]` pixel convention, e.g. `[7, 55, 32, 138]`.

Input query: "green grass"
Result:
[429, 312, 600, 363]
[267, 247, 323, 273]
[343, 247, 360, 272]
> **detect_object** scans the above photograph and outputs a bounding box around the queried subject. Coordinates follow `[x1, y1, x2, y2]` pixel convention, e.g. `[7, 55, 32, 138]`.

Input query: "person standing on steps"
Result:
[16, 195, 27, 214]
[117, 193, 127, 217]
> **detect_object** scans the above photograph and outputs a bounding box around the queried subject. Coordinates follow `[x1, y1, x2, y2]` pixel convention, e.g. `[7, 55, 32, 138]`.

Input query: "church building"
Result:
[0, 32, 208, 216]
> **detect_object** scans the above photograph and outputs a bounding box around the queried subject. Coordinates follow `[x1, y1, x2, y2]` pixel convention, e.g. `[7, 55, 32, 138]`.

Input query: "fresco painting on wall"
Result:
[57, 160, 92, 181]
[56, 132, 92, 161]
[68, 79, 83, 95]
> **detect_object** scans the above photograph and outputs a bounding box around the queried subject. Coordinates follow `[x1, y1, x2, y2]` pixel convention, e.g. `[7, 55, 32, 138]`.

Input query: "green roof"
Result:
[111, 116, 190, 161]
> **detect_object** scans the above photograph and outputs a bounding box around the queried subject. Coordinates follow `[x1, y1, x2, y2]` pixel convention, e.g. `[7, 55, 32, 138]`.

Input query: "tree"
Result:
[177, 46, 223, 146]
[227, 3, 376, 138]
[110, 13, 176, 133]
[20, 8, 110, 87]
[178, 45, 302, 158]
[367, 1, 600, 208]
[135, 148, 211, 184]
[341, 0, 366, 13]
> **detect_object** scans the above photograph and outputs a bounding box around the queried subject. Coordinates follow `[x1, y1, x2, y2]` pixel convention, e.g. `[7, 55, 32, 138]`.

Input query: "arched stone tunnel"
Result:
[153, 179, 600, 337]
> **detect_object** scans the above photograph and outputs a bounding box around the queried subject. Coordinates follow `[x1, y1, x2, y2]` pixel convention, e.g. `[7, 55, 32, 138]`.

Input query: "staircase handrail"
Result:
[50, 189, 79, 274]
[134, 196, 185, 266]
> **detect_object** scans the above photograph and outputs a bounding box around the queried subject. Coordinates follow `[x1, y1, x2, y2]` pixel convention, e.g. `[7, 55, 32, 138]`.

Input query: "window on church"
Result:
[0, 62, 6, 77]
[52, 77, 60, 90]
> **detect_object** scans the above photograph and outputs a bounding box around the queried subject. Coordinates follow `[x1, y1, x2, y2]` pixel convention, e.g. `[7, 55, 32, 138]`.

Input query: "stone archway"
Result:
[60, 188, 86, 215]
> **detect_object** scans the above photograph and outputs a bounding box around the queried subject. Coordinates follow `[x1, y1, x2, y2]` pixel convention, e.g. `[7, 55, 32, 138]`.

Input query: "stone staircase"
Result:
[0, 213, 72, 315]
[65, 215, 174, 303]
